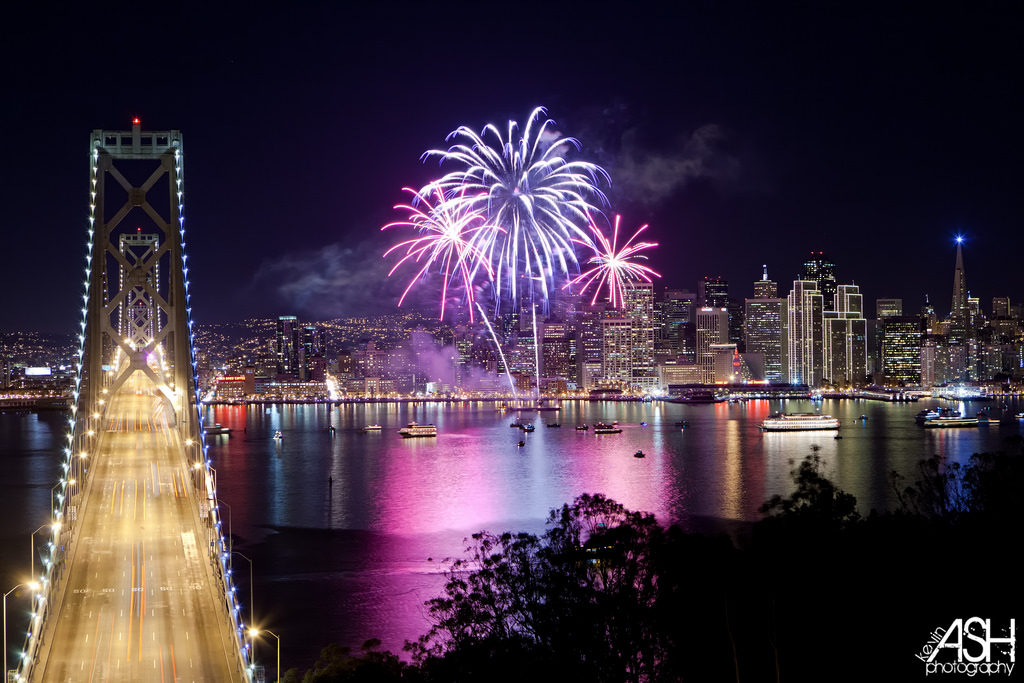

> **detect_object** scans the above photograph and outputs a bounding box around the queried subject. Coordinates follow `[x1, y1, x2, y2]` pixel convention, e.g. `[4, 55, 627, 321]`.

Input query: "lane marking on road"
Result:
[87, 609, 102, 683]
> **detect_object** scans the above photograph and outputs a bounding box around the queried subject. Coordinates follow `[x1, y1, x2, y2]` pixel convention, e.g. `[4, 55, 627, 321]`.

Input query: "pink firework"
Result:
[382, 187, 500, 321]
[565, 215, 661, 308]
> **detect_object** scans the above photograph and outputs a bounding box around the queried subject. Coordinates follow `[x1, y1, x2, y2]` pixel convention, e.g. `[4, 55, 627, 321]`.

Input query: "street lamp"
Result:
[248, 628, 280, 683]
[4, 581, 40, 680]
[30, 524, 55, 582]
[231, 552, 254, 629]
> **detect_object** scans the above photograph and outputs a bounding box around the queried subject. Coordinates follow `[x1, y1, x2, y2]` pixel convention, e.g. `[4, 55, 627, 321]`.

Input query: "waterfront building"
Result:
[623, 281, 656, 389]
[786, 280, 824, 386]
[823, 284, 867, 386]
[601, 318, 633, 387]
[656, 289, 696, 362]
[275, 315, 300, 378]
[745, 266, 787, 383]
[879, 316, 922, 386]
[695, 307, 728, 384]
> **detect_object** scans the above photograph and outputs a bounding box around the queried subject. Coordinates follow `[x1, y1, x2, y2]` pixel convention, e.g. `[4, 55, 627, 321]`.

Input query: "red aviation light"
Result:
[132, 117, 141, 125]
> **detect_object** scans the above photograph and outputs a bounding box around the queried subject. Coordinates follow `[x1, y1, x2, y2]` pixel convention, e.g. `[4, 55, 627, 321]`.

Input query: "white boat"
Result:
[760, 413, 840, 431]
[398, 422, 438, 438]
[923, 415, 979, 428]
[362, 425, 383, 432]
[206, 424, 231, 435]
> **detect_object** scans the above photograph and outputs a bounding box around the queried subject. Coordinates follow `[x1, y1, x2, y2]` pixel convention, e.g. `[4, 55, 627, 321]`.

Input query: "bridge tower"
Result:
[80, 118, 198, 438]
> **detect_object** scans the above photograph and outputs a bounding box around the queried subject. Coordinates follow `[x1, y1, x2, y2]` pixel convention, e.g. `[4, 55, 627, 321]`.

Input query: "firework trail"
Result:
[565, 214, 661, 308]
[475, 302, 518, 397]
[382, 187, 501, 321]
[421, 106, 609, 309]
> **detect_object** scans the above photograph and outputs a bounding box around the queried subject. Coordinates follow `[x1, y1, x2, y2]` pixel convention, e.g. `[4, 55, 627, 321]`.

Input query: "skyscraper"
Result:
[801, 252, 837, 311]
[655, 289, 696, 360]
[876, 298, 903, 319]
[824, 284, 867, 386]
[695, 307, 728, 384]
[745, 266, 787, 383]
[698, 276, 729, 308]
[879, 316, 922, 385]
[601, 318, 633, 387]
[787, 280, 824, 386]
[752, 265, 777, 298]
[623, 281, 656, 389]
[950, 237, 969, 323]
[276, 315, 300, 377]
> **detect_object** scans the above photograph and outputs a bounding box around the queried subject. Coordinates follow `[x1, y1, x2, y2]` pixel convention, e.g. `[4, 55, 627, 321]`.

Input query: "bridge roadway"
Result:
[34, 374, 239, 682]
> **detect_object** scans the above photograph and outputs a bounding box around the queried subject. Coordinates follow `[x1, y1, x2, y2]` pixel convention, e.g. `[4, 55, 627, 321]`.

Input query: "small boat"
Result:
[1017, 412, 1024, 420]
[517, 440, 525, 447]
[398, 422, 438, 438]
[546, 423, 561, 428]
[522, 424, 535, 433]
[640, 421, 648, 427]
[361, 425, 382, 432]
[675, 420, 689, 428]
[206, 424, 231, 436]
[273, 430, 283, 439]
[510, 422, 522, 428]
[834, 434, 843, 439]
[634, 450, 646, 458]
[594, 422, 623, 434]
[858, 415, 868, 421]
[575, 424, 588, 431]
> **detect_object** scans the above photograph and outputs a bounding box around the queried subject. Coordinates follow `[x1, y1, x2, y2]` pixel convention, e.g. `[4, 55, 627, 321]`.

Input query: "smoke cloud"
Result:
[610, 123, 741, 207]
[251, 237, 438, 319]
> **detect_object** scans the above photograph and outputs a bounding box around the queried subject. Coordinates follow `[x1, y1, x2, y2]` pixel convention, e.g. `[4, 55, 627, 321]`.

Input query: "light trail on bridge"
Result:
[33, 374, 239, 682]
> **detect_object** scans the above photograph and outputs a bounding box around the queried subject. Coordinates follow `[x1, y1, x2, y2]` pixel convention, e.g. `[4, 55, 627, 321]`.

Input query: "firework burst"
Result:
[565, 214, 661, 308]
[421, 106, 609, 308]
[382, 187, 500, 321]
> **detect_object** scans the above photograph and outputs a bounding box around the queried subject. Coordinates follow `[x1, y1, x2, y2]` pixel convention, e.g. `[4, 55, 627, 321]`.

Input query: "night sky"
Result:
[1, 3, 1020, 332]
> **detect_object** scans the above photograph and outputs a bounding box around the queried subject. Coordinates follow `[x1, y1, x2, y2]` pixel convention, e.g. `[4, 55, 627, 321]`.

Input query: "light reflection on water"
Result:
[3, 399, 1021, 667]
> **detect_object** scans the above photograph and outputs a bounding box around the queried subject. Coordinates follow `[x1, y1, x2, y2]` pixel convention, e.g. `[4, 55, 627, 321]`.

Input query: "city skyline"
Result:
[1, 4, 1021, 331]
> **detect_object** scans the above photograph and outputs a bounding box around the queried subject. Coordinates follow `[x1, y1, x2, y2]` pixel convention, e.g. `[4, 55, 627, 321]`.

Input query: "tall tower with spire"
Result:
[950, 236, 969, 322]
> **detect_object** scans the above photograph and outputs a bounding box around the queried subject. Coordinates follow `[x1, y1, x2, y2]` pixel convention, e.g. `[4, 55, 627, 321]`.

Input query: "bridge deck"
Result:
[35, 374, 240, 682]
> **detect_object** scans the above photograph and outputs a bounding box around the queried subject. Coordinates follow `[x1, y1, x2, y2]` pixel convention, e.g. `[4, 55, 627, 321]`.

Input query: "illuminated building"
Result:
[879, 316, 922, 385]
[695, 307, 728, 384]
[876, 298, 903, 319]
[541, 323, 572, 383]
[752, 265, 777, 298]
[992, 297, 1011, 319]
[214, 375, 246, 400]
[786, 280, 824, 386]
[698, 276, 729, 308]
[623, 281, 656, 389]
[656, 289, 696, 361]
[601, 318, 633, 387]
[823, 284, 867, 386]
[801, 251, 837, 311]
[745, 266, 787, 383]
[275, 315, 300, 377]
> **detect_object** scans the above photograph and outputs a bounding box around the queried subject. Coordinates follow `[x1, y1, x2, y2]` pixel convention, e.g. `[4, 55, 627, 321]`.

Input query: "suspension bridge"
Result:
[8, 121, 252, 682]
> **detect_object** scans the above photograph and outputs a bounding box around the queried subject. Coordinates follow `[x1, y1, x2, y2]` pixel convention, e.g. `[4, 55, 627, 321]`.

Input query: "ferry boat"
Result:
[922, 415, 979, 428]
[398, 422, 438, 438]
[206, 424, 231, 436]
[593, 422, 623, 434]
[361, 425, 382, 432]
[759, 413, 840, 432]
